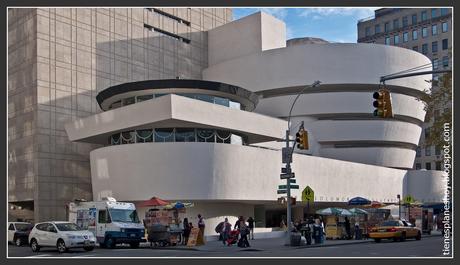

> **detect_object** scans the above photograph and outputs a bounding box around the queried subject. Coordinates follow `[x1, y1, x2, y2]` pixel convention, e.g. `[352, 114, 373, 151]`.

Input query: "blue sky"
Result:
[232, 8, 380, 43]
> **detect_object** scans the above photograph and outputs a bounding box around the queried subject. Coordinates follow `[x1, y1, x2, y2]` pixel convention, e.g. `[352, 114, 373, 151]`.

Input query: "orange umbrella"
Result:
[138, 196, 170, 207]
[364, 201, 385, 208]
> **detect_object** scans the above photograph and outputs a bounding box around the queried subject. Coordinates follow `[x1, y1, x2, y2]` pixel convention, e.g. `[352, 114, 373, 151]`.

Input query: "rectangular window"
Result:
[425, 127, 430, 139]
[412, 14, 417, 24]
[441, 8, 449, 16]
[365, 27, 371, 37]
[413, 46, 418, 52]
[403, 32, 409, 42]
[442, 22, 448, 32]
[415, 163, 422, 170]
[422, 11, 427, 21]
[393, 19, 399, 29]
[425, 162, 432, 170]
[375, 24, 381, 34]
[98, 210, 109, 223]
[442, 56, 449, 68]
[385, 36, 390, 45]
[412, 30, 418, 40]
[384, 22, 390, 32]
[425, 146, 431, 157]
[394, 35, 400, 44]
[432, 24, 437, 35]
[422, 44, 428, 54]
[422, 27, 428, 38]
[442, 39, 448, 50]
[436, 162, 442, 170]
[432, 58, 439, 69]
[432, 41, 438, 53]
[416, 147, 421, 157]
[431, 8, 438, 18]
[402, 16, 408, 27]
[435, 145, 441, 155]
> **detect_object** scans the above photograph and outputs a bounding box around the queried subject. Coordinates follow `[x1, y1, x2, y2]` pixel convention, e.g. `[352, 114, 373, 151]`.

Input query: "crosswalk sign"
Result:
[302, 186, 314, 202]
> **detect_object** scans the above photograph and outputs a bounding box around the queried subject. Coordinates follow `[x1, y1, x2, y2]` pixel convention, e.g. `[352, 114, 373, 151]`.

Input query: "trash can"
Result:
[290, 232, 301, 246]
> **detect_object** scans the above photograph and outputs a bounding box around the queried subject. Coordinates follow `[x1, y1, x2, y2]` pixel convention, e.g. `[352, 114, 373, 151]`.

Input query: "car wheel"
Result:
[374, 238, 381, 243]
[129, 242, 140, 248]
[400, 232, 406, 242]
[30, 239, 40, 252]
[416, 232, 421, 240]
[105, 236, 116, 249]
[83, 246, 94, 251]
[57, 239, 68, 253]
[14, 237, 22, 247]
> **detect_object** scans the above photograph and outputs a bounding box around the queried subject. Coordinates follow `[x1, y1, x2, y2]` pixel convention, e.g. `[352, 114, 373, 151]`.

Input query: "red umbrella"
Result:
[138, 196, 170, 207]
[364, 201, 385, 208]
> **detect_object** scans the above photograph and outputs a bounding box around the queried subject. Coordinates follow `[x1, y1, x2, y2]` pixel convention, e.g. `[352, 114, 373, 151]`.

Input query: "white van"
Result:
[67, 197, 145, 248]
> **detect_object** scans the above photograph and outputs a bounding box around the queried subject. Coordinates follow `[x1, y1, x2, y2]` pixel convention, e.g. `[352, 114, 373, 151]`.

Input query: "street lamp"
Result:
[284, 80, 321, 246]
[397, 194, 401, 220]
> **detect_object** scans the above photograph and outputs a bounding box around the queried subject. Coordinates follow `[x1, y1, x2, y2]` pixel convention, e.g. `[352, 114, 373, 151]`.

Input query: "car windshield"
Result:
[55, 223, 83, 231]
[109, 209, 140, 223]
[381, 221, 400, 226]
[15, 223, 32, 231]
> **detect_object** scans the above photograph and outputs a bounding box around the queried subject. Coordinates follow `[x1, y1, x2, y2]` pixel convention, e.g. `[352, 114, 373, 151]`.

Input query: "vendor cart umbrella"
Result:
[138, 196, 170, 207]
[349, 208, 369, 215]
[348, 197, 371, 206]
[363, 201, 385, 208]
[316, 207, 352, 216]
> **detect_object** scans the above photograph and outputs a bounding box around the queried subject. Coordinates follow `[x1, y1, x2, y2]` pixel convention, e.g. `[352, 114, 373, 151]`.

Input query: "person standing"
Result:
[182, 218, 191, 245]
[197, 214, 206, 244]
[247, 217, 255, 240]
[344, 216, 351, 240]
[354, 219, 361, 240]
[221, 218, 231, 245]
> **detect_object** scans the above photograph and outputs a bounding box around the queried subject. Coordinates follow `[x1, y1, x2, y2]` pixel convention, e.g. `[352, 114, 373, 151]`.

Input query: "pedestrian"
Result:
[221, 218, 231, 245]
[182, 218, 191, 245]
[247, 217, 255, 240]
[237, 216, 250, 248]
[280, 219, 287, 231]
[197, 214, 205, 244]
[344, 216, 351, 239]
[354, 219, 361, 240]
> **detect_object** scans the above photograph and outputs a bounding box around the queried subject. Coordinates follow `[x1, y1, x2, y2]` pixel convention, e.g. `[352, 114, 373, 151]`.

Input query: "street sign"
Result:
[404, 195, 415, 204]
[290, 185, 299, 189]
[302, 186, 314, 202]
[278, 185, 287, 189]
[289, 179, 296, 183]
[282, 147, 293, 163]
[280, 173, 295, 179]
[277, 190, 287, 194]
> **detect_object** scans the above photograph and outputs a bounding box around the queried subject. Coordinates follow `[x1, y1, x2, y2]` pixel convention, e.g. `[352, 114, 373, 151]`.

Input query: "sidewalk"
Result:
[141, 231, 443, 252]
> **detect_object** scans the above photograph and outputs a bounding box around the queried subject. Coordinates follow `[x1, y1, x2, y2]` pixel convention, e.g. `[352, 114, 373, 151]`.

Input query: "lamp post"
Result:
[397, 194, 401, 220]
[284, 80, 321, 245]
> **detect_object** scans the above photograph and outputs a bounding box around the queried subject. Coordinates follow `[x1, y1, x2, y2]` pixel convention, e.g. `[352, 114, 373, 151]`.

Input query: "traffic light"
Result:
[372, 88, 394, 118]
[295, 128, 309, 150]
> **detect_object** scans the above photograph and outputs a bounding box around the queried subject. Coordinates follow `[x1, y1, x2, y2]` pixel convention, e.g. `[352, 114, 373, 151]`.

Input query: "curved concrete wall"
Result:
[405, 170, 447, 203]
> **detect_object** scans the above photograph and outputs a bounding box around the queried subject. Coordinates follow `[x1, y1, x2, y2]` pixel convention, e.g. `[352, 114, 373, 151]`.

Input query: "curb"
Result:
[294, 240, 373, 249]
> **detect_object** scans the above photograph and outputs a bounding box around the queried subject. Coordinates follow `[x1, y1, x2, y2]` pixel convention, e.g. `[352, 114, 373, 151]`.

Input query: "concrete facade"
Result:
[8, 8, 232, 222]
[357, 8, 452, 170]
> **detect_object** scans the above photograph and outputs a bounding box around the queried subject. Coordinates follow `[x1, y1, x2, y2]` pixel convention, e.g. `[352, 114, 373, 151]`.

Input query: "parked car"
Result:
[28, 221, 96, 253]
[8, 222, 33, 246]
[369, 220, 421, 243]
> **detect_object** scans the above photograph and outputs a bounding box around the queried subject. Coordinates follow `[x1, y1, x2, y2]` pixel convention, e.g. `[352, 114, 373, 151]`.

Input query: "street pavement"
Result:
[8, 233, 448, 258]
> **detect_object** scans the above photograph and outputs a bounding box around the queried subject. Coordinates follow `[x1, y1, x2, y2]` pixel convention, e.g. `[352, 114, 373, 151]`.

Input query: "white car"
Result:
[8, 222, 33, 246]
[28, 221, 96, 253]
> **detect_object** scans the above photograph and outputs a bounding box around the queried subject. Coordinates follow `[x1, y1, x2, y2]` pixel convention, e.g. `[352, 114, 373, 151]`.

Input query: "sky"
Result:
[232, 8, 380, 43]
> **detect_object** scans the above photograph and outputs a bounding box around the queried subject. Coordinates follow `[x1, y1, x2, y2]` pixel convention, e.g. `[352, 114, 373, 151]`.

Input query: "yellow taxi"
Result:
[369, 220, 422, 243]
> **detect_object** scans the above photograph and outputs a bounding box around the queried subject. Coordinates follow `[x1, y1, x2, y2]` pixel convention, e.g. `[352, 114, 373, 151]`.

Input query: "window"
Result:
[136, 129, 153, 143]
[432, 24, 438, 35]
[365, 27, 371, 37]
[422, 27, 428, 38]
[46, 224, 57, 233]
[416, 147, 421, 157]
[136, 94, 153, 103]
[122, 97, 135, 106]
[425, 146, 431, 156]
[442, 22, 448, 32]
[422, 43, 428, 54]
[435, 145, 441, 155]
[155, 128, 175, 142]
[403, 32, 409, 42]
[412, 30, 418, 40]
[8, 224, 14, 230]
[421, 11, 427, 21]
[431, 8, 438, 18]
[442, 56, 449, 68]
[441, 8, 449, 16]
[425, 162, 432, 170]
[98, 210, 110, 223]
[36, 223, 48, 231]
[175, 128, 196, 142]
[436, 162, 442, 170]
[384, 22, 390, 32]
[394, 35, 400, 44]
[413, 46, 418, 52]
[385, 36, 390, 45]
[432, 41, 438, 53]
[197, 129, 215, 142]
[442, 39, 448, 50]
[393, 19, 399, 29]
[425, 127, 430, 139]
[375, 24, 381, 34]
[433, 58, 439, 69]
[402, 16, 408, 27]
[415, 163, 421, 170]
[412, 14, 417, 24]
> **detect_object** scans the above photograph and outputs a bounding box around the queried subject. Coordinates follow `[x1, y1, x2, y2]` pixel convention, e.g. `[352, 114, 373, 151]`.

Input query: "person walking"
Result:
[354, 219, 361, 240]
[182, 218, 191, 245]
[247, 217, 255, 240]
[344, 216, 351, 240]
[197, 214, 206, 244]
[221, 218, 231, 245]
[236, 216, 250, 248]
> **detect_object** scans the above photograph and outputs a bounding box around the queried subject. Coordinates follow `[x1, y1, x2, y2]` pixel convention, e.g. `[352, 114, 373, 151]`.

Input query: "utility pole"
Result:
[282, 80, 320, 246]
